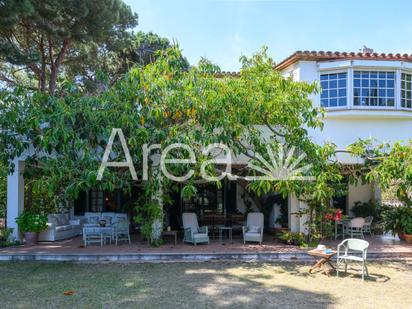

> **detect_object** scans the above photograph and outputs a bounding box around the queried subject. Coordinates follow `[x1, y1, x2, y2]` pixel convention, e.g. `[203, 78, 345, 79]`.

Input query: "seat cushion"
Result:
[248, 225, 260, 233]
[56, 214, 70, 226]
[193, 233, 208, 239]
[48, 215, 59, 226]
[102, 216, 113, 226]
[245, 232, 261, 238]
[87, 216, 100, 224]
[56, 225, 72, 232]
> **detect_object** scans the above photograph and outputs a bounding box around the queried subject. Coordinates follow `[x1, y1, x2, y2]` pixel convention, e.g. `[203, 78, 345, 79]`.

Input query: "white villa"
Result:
[6, 48, 412, 239]
[278, 49, 412, 232]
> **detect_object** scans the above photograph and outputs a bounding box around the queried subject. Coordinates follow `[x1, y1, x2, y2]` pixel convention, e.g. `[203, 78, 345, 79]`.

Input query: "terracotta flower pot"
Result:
[24, 232, 38, 246]
[403, 234, 412, 243]
[398, 230, 406, 241]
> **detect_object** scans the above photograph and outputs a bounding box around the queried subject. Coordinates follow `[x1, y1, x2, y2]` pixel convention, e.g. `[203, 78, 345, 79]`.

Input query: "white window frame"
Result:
[351, 69, 397, 110]
[318, 62, 412, 112]
[399, 69, 412, 110]
[318, 68, 349, 111]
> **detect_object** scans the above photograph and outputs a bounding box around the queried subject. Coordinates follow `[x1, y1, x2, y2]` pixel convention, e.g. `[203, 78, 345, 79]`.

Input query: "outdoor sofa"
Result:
[38, 213, 82, 241]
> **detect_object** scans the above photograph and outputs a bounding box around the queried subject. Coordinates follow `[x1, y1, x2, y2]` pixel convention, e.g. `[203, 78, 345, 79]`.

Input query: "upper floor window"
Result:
[353, 71, 395, 107]
[401, 73, 412, 109]
[320, 72, 347, 108]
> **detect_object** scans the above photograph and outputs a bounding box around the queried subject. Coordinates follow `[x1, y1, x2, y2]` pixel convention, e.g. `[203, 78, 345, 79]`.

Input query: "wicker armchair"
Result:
[182, 213, 209, 246]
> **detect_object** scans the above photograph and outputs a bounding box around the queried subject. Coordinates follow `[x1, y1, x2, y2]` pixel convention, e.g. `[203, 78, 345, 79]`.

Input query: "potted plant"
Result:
[381, 205, 412, 242]
[279, 231, 307, 246]
[399, 207, 412, 243]
[15, 211, 48, 245]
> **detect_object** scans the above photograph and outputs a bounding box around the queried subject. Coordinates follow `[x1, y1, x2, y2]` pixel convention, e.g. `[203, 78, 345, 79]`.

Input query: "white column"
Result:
[6, 160, 25, 240]
[288, 194, 300, 232]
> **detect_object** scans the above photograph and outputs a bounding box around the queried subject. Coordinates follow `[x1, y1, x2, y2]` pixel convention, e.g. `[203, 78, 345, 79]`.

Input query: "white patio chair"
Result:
[182, 213, 209, 246]
[113, 220, 131, 245]
[242, 212, 264, 244]
[344, 217, 365, 239]
[362, 216, 373, 235]
[83, 227, 103, 247]
[337, 238, 369, 281]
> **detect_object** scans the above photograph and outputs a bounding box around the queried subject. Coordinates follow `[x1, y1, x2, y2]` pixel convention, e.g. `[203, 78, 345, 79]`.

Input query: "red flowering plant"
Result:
[333, 209, 342, 222]
[324, 209, 342, 222]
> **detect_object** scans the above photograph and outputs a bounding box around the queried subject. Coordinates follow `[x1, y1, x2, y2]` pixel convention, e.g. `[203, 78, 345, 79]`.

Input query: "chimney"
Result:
[360, 46, 374, 53]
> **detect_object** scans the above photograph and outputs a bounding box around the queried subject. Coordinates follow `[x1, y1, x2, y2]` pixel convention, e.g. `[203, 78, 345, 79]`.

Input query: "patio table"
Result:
[335, 219, 351, 240]
[218, 226, 233, 244]
[308, 249, 337, 275]
[84, 223, 114, 238]
[162, 230, 178, 245]
[83, 226, 114, 246]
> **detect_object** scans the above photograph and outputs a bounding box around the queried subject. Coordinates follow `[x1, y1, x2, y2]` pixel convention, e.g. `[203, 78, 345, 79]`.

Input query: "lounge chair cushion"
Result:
[56, 225, 72, 232]
[248, 225, 260, 233]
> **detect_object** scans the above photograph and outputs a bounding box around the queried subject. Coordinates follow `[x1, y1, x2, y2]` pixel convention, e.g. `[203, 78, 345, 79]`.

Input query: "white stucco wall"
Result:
[236, 184, 259, 213]
[310, 116, 412, 150]
[348, 182, 373, 213]
[270, 204, 280, 228]
[7, 160, 25, 240]
[284, 59, 412, 233]
[292, 60, 412, 149]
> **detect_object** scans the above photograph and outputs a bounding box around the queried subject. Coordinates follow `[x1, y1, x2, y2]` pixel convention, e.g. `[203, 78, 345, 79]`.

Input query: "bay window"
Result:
[320, 68, 412, 110]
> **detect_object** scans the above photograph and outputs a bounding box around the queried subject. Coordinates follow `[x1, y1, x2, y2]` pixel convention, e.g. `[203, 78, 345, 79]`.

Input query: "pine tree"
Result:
[0, 0, 138, 94]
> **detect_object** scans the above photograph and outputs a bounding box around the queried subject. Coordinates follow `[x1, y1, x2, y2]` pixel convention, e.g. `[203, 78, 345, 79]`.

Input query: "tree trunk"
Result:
[25, 183, 32, 212]
[48, 38, 70, 94]
[39, 36, 46, 92]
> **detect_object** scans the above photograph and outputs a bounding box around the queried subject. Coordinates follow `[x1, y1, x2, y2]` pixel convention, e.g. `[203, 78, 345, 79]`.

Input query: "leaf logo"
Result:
[243, 144, 315, 181]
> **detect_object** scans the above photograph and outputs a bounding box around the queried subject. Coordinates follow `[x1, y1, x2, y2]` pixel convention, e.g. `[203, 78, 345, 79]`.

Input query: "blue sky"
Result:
[125, 0, 412, 71]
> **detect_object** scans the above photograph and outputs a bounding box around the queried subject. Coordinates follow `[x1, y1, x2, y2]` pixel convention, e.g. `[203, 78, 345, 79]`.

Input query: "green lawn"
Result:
[1, 261, 411, 308]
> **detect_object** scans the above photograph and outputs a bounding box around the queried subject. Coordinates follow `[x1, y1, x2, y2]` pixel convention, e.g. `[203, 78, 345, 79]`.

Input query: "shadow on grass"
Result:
[370, 260, 412, 273]
[3, 260, 402, 308]
[336, 265, 390, 282]
[0, 261, 336, 309]
[115, 263, 335, 309]
[333, 259, 410, 282]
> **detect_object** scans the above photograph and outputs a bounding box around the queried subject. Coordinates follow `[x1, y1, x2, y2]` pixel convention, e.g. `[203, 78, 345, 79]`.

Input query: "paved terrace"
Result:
[1, 234, 411, 262]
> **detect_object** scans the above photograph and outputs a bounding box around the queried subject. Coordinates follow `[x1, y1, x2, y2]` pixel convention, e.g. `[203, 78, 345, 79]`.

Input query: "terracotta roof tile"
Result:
[275, 50, 412, 71]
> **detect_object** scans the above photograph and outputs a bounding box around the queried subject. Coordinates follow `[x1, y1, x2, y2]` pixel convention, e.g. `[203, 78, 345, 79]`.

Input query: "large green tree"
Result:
[0, 47, 343, 241]
[0, 0, 138, 94]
